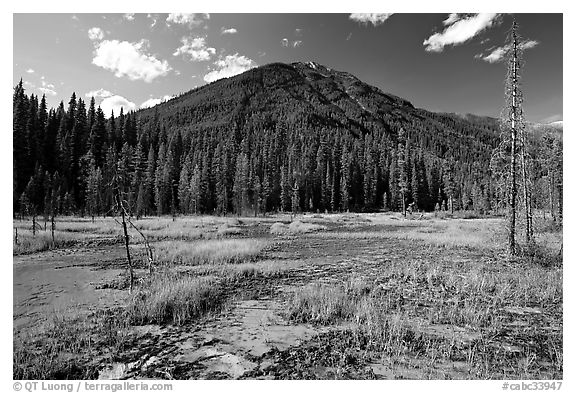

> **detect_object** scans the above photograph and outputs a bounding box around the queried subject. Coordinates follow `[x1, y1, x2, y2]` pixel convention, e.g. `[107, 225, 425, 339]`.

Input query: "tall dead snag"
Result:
[512, 24, 534, 245]
[496, 20, 527, 256]
[114, 180, 134, 294]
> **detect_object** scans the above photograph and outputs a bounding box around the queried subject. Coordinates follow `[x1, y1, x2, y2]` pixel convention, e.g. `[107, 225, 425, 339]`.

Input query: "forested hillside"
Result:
[12, 61, 563, 218]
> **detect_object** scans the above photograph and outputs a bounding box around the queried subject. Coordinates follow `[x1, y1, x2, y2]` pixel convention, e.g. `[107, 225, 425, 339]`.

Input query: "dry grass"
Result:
[127, 273, 224, 326]
[270, 220, 327, 235]
[155, 238, 267, 265]
[189, 259, 306, 280]
[13, 309, 130, 380]
[285, 250, 562, 378]
[13, 230, 88, 255]
[217, 223, 243, 237]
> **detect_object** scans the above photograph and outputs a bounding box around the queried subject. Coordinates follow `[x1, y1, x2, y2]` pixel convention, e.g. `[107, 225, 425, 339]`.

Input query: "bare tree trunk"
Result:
[519, 126, 533, 243]
[508, 24, 519, 257]
[549, 172, 556, 222]
[116, 194, 134, 293]
[51, 214, 55, 248]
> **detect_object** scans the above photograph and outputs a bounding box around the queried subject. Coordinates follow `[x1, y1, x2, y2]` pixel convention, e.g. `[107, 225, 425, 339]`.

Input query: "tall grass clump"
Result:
[127, 273, 225, 325]
[270, 220, 326, 236]
[286, 277, 371, 324]
[13, 230, 83, 255]
[156, 238, 266, 265]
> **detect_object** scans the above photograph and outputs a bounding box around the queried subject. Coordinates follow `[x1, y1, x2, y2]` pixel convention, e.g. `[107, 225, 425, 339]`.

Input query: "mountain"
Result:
[136, 61, 500, 164]
[14, 61, 561, 217]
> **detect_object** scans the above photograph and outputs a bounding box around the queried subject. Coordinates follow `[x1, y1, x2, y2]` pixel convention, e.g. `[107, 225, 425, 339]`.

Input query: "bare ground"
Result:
[13, 214, 562, 380]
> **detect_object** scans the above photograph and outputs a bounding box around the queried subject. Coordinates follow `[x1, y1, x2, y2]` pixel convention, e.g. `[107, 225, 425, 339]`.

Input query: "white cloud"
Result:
[221, 27, 238, 35]
[123, 13, 135, 21]
[521, 40, 539, 50]
[140, 95, 175, 109]
[85, 88, 113, 99]
[92, 39, 171, 82]
[282, 38, 302, 48]
[295, 28, 303, 36]
[26, 68, 34, 74]
[41, 80, 55, 89]
[423, 13, 501, 52]
[147, 14, 158, 28]
[476, 39, 540, 63]
[166, 13, 209, 28]
[173, 37, 216, 61]
[39, 87, 57, 96]
[443, 13, 461, 26]
[88, 27, 104, 41]
[204, 54, 257, 83]
[349, 13, 394, 26]
[100, 95, 136, 117]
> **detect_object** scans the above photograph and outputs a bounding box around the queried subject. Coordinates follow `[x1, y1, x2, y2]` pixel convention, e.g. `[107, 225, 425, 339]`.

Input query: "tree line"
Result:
[12, 78, 562, 221]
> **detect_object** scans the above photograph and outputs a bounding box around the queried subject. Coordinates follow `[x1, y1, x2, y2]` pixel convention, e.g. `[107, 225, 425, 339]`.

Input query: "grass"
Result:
[13, 229, 87, 255]
[13, 309, 130, 380]
[126, 272, 225, 326]
[270, 220, 327, 235]
[285, 249, 562, 379]
[155, 238, 267, 265]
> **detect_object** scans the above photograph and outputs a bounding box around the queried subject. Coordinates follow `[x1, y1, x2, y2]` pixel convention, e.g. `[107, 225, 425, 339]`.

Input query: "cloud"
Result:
[100, 95, 136, 117]
[147, 14, 158, 28]
[476, 39, 540, 63]
[173, 37, 216, 61]
[521, 40, 539, 50]
[166, 13, 209, 28]
[294, 28, 303, 36]
[140, 95, 175, 109]
[443, 13, 461, 26]
[349, 13, 394, 26]
[346, 32, 352, 41]
[281, 38, 302, 48]
[123, 13, 135, 21]
[88, 27, 104, 41]
[26, 68, 34, 74]
[423, 13, 501, 52]
[203, 54, 257, 83]
[85, 88, 113, 99]
[221, 27, 238, 35]
[92, 39, 171, 82]
[39, 87, 57, 96]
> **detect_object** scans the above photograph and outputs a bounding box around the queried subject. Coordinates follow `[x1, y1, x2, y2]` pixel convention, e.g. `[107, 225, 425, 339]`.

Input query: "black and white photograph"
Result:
[10, 4, 567, 388]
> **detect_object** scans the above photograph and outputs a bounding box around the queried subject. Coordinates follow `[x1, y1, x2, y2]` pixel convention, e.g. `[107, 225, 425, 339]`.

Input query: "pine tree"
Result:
[89, 107, 107, 167]
[397, 127, 408, 216]
[443, 156, 456, 214]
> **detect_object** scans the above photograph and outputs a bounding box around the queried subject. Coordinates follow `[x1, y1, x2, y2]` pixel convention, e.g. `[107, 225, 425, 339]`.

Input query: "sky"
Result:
[13, 13, 562, 123]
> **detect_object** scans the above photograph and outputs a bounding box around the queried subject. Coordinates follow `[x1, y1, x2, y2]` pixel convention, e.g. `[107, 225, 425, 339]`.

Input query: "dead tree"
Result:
[510, 22, 534, 245]
[502, 21, 523, 256]
[291, 181, 300, 222]
[127, 219, 155, 275]
[113, 178, 134, 293]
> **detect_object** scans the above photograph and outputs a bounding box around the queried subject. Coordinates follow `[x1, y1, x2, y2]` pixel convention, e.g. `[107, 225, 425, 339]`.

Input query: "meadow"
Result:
[13, 211, 562, 380]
